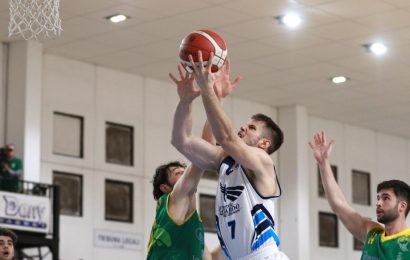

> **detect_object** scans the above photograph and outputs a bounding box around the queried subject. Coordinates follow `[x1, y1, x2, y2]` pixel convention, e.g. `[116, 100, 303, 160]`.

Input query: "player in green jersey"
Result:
[309, 131, 410, 260]
[147, 60, 240, 260]
[147, 161, 207, 260]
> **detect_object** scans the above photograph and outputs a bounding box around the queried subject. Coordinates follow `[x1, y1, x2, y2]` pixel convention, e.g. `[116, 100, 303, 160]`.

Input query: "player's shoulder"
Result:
[366, 224, 384, 236]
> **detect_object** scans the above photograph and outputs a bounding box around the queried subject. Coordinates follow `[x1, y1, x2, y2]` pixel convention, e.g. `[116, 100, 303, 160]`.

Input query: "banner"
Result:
[0, 191, 51, 233]
[94, 229, 143, 251]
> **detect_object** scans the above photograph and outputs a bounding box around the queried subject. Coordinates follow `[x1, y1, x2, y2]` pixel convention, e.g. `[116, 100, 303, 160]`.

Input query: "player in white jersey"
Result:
[171, 52, 289, 259]
[216, 156, 284, 259]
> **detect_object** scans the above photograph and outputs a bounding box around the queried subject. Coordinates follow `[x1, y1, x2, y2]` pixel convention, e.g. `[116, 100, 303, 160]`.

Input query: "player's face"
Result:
[376, 189, 400, 224]
[238, 120, 266, 147]
[5, 145, 15, 159]
[0, 236, 14, 260]
[167, 166, 185, 188]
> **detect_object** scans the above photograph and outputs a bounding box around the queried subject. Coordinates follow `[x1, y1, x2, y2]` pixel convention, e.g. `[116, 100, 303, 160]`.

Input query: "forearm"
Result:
[318, 159, 349, 213]
[200, 86, 235, 145]
[201, 120, 215, 144]
[171, 99, 194, 150]
[171, 97, 220, 170]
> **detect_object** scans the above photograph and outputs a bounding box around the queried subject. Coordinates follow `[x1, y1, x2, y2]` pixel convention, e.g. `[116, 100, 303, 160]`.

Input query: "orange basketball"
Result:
[179, 29, 228, 73]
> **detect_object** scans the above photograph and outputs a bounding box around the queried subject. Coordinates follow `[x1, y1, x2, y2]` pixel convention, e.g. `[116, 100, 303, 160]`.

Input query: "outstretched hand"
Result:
[189, 51, 220, 91]
[213, 59, 242, 99]
[169, 64, 200, 102]
[308, 131, 335, 164]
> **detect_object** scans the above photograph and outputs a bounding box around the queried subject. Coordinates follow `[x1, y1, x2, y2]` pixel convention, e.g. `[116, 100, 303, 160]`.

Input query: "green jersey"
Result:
[147, 194, 204, 260]
[0, 157, 23, 192]
[362, 227, 410, 260]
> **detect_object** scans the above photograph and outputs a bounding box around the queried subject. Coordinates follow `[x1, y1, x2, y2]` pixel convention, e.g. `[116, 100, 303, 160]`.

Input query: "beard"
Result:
[377, 205, 400, 224]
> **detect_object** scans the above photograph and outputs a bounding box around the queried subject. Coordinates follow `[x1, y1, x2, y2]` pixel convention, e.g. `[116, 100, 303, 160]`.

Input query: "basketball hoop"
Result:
[8, 0, 62, 40]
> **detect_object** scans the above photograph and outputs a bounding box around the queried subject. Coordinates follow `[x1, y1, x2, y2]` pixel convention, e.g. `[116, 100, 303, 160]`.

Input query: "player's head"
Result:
[376, 180, 410, 223]
[0, 228, 17, 260]
[5, 144, 15, 159]
[238, 114, 283, 155]
[152, 161, 187, 200]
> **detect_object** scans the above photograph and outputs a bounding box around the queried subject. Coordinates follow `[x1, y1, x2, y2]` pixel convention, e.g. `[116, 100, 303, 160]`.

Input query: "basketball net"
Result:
[8, 0, 62, 40]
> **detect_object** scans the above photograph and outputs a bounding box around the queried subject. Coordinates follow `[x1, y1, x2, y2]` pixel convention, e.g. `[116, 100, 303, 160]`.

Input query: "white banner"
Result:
[94, 229, 143, 251]
[0, 191, 51, 233]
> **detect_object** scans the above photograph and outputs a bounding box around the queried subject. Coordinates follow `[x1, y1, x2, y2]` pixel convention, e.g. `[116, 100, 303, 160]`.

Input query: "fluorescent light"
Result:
[107, 14, 128, 23]
[368, 42, 387, 55]
[278, 14, 302, 28]
[331, 76, 348, 84]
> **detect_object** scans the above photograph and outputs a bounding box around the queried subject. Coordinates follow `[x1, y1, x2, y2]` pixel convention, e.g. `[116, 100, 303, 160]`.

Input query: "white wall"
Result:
[42, 55, 147, 259]
[309, 116, 410, 260]
[40, 54, 278, 259]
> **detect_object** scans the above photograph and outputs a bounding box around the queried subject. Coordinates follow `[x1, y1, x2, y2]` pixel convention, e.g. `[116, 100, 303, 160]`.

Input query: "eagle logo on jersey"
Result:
[220, 183, 244, 202]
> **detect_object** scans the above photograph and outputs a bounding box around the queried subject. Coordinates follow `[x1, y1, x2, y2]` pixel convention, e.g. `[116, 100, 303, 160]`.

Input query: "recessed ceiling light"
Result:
[106, 14, 128, 23]
[331, 76, 348, 84]
[366, 42, 387, 55]
[277, 14, 302, 28]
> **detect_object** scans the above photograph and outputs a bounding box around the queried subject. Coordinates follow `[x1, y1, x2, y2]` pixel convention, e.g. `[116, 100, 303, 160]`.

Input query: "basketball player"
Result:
[171, 51, 288, 259]
[309, 131, 410, 259]
[0, 228, 17, 260]
[147, 61, 237, 260]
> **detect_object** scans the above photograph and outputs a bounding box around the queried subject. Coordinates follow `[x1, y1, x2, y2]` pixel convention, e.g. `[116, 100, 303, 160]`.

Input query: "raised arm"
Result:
[168, 64, 230, 222]
[170, 64, 222, 171]
[189, 52, 273, 176]
[309, 131, 380, 241]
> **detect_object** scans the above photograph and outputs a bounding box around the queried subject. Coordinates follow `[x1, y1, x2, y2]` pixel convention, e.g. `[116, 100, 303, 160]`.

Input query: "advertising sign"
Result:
[0, 191, 51, 233]
[94, 229, 143, 251]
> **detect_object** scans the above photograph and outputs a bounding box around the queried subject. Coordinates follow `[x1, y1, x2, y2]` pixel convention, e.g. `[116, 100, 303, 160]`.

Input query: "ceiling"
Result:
[1, 0, 410, 138]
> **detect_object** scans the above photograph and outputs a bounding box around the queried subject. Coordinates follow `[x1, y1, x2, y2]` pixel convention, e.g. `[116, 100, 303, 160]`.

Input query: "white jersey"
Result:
[215, 156, 284, 260]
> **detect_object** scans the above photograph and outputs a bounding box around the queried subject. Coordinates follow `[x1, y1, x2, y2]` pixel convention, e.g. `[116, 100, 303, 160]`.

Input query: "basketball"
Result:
[179, 29, 228, 73]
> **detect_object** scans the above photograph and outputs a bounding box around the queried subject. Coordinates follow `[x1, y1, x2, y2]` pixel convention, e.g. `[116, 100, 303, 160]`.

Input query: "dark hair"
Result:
[0, 227, 17, 246]
[152, 161, 186, 201]
[377, 180, 410, 217]
[251, 113, 284, 155]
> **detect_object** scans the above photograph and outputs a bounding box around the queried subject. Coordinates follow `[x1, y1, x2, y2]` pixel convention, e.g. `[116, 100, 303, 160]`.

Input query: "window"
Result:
[319, 212, 338, 248]
[352, 170, 371, 205]
[105, 179, 133, 222]
[53, 112, 83, 158]
[105, 122, 133, 166]
[199, 194, 216, 233]
[53, 171, 83, 216]
[318, 164, 338, 198]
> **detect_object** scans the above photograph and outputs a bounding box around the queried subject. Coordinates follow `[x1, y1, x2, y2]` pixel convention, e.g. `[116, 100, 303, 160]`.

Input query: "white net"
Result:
[8, 0, 62, 40]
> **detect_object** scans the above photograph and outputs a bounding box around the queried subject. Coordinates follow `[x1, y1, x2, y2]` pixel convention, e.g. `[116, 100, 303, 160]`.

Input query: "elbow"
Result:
[330, 204, 339, 213]
[330, 200, 348, 215]
[217, 136, 234, 148]
[171, 137, 189, 154]
[171, 138, 182, 150]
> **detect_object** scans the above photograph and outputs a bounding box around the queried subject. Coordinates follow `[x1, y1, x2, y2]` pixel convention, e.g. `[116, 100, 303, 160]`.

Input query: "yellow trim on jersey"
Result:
[165, 193, 201, 226]
[381, 228, 410, 242]
[147, 219, 157, 254]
